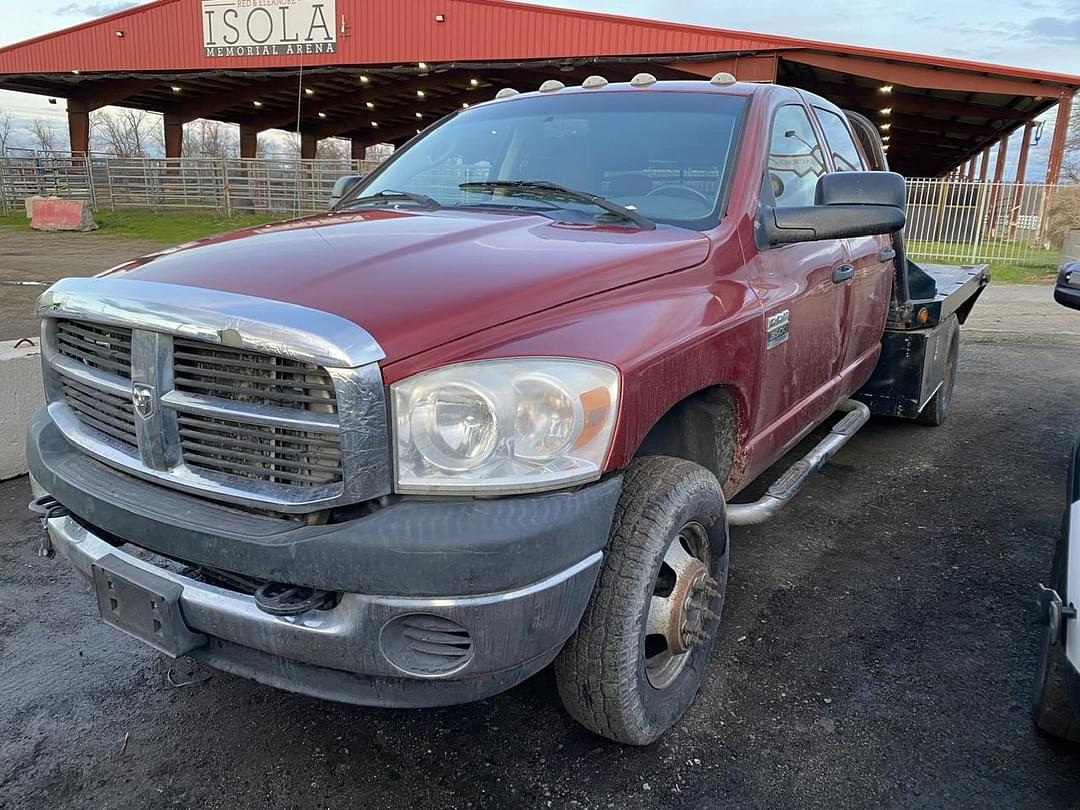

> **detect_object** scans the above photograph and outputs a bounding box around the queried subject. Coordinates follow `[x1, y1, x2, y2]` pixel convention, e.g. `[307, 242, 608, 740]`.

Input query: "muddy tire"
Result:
[917, 315, 960, 427]
[554, 456, 729, 745]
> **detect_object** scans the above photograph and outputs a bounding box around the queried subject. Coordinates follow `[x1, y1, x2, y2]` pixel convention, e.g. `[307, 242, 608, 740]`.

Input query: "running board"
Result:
[727, 399, 871, 526]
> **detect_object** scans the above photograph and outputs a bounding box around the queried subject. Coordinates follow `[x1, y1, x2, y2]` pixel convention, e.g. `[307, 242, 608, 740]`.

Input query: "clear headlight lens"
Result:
[392, 359, 620, 494]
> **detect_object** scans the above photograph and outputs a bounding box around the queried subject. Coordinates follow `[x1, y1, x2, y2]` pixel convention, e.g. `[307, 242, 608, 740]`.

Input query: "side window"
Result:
[814, 108, 867, 172]
[768, 105, 826, 208]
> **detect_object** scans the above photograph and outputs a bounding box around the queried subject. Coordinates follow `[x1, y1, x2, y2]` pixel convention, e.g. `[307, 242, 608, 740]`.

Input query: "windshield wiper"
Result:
[337, 189, 441, 210]
[458, 180, 655, 230]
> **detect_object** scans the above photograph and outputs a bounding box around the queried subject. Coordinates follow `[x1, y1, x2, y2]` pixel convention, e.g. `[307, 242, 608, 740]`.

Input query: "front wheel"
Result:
[554, 456, 729, 745]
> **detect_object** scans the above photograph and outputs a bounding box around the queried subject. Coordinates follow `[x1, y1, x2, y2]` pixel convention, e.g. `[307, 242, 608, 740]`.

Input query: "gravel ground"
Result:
[1, 282, 1079, 809]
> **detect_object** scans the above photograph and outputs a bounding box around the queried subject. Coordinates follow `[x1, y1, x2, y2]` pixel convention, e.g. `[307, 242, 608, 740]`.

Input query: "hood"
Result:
[110, 209, 711, 364]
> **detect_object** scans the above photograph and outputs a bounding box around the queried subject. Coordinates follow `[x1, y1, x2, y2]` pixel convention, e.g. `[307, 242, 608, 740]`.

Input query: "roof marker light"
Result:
[710, 72, 737, 86]
[539, 79, 565, 92]
[495, 88, 520, 99]
[582, 75, 608, 89]
[630, 73, 657, 87]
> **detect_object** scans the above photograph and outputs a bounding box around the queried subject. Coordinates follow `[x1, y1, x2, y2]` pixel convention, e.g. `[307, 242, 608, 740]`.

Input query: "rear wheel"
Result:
[917, 315, 960, 426]
[555, 456, 728, 745]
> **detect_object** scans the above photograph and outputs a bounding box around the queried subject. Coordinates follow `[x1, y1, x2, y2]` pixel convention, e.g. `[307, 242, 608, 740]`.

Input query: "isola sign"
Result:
[202, 0, 337, 58]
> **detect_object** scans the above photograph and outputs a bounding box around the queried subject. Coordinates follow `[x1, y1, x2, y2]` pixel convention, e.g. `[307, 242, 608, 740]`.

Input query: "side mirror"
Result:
[1055, 262, 1080, 310]
[329, 174, 365, 209]
[762, 171, 907, 247]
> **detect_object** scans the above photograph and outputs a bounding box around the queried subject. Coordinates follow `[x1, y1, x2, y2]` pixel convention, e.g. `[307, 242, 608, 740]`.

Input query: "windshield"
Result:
[344, 91, 747, 229]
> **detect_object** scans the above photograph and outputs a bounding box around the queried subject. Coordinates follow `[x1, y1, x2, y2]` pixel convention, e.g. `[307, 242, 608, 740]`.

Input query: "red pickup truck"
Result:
[28, 75, 987, 744]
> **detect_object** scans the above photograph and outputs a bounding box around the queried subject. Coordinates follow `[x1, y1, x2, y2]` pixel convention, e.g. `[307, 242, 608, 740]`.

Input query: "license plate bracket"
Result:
[91, 554, 207, 657]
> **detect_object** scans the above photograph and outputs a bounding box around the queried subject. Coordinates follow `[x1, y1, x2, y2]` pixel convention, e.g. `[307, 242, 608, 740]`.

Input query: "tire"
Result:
[1032, 483, 1080, 741]
[916, 315, 960, 426]
[554, 456, 729, 745]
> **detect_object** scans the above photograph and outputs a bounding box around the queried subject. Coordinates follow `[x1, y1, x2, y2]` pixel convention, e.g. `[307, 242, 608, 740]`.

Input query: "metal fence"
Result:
[1, 154, 1075, 272]
[0, 152, 384, 216]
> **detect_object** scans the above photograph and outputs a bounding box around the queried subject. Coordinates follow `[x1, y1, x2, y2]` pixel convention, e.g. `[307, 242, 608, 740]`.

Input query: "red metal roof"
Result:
[0, 0, 1076, 88]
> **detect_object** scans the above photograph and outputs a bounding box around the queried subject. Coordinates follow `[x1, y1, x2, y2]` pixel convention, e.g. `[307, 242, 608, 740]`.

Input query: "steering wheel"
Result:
[645, 184, 711, 204]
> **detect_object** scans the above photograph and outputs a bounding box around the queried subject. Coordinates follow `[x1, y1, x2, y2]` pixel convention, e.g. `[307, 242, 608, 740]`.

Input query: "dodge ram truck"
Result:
[28, 74, 988, 744]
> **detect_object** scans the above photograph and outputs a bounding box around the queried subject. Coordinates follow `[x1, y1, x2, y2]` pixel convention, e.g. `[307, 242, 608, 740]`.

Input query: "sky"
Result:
[0, 0, 1076, 176]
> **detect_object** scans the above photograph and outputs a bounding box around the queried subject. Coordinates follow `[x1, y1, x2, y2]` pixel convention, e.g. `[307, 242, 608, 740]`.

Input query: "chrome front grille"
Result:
[59, 376, 139, 449]
[173, 339, 338, 413]
[56, 320, 133, 379]
[177, 412, 343, 488]
[39, 278, 390, 513]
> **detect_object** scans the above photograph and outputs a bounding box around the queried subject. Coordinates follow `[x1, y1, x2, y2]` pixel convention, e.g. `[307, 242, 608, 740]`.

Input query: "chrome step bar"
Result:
[727, 399, 871, 526]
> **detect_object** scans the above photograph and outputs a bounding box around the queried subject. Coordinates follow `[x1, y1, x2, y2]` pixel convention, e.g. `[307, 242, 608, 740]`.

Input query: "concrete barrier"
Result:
[30, 198, 97, 232]
[0, 340, 43, 481]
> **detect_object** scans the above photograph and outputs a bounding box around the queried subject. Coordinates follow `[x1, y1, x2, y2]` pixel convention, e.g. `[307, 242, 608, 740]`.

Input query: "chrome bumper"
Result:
[46, 514, 601, 685]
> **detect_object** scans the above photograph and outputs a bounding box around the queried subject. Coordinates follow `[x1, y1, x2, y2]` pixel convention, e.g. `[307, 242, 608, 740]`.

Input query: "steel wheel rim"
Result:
[644, 521, 714, 690]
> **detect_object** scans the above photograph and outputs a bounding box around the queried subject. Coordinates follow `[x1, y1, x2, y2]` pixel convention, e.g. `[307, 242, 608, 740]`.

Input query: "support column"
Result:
[984, 132, 1010, 233]
[300, 132, 317, 160]
[1009, 121, 1035, 237]
[964, 159, 976, 181]
[351, 138, 367, 161]
[239, 125, 259, 159]
[1045, 92, 1074, 185]
[66, 99, 90, 156]
[163, 112, 184, 159]
[978, 147, 991, 183]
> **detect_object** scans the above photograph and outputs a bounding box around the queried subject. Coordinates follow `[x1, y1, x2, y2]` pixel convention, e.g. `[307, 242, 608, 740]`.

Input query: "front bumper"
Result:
[29, 411, 621, 706]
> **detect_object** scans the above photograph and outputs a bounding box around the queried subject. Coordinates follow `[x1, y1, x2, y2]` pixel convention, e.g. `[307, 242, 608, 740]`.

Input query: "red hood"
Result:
[109, 209, 711, 363]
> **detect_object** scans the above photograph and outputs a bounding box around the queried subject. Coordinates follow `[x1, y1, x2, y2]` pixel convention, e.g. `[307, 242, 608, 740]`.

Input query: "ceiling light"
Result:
[415, 112, 423, 118]
[880, 107, 892, 115]
[305, 88, 315, 96]
[72, 69, 80, 75]
[171, 85, 182, 93]
[114, 30, 124, 38]
[360, 75, 370, 83]
[470, 78, 480, 87]
[880, 84, 893, 93]
[462, 102, 470, 108]
[252, 100, 263, 107]
[418, 62, 428, 71]
[371, 121, 379, 127]
[881, 135, 890, 141]
[879, 123, 891, 131]
[434, 14, 445, 22]
[366, 101, 374, 109]
[318, 112, 327, 118]
[417, 90, 426, 98]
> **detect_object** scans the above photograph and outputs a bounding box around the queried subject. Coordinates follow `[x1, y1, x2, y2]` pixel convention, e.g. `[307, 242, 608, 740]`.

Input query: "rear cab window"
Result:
[813, 107, 867, 172]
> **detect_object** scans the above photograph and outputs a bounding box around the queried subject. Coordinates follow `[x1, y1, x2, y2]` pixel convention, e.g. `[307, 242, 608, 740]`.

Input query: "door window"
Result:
[814, 108, 867, 172]
[768, 105, 826, 207]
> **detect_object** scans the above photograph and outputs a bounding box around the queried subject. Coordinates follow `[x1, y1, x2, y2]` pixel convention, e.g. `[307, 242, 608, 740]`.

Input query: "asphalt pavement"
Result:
[1, 281, 1079, 809]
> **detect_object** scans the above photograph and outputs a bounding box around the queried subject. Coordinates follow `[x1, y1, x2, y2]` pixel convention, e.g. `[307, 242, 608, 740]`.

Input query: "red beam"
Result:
[1045, 92, 1075, 184]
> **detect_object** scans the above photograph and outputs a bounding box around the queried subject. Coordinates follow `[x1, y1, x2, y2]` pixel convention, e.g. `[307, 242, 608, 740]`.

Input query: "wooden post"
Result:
[163, 112, 184, 158]
[978, 147, 991, 182]
[239, 125, 258, 159]
[1045, 92, 1074, 185]
[1009, 121, 1035, 237]
[66, 99, 90, 158]
[300, 133, 317, 160]
[985, 133, 1010, 234]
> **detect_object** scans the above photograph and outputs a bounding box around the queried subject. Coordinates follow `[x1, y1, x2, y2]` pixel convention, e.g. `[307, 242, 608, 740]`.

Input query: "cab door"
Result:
[811, 103, 894, 376]
[747, 102, 848, 438]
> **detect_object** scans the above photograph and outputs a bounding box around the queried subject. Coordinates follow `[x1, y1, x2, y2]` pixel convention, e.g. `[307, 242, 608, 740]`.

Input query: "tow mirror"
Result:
[329, 174, 365, 209]
[1055, 263, 1080, 310]
[762, 171, 907, 247]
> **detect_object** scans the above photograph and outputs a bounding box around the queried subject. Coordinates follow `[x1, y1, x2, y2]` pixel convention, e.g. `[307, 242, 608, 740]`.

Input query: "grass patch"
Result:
[0, 209, 284, 245]
[908, 239, 1060, 285]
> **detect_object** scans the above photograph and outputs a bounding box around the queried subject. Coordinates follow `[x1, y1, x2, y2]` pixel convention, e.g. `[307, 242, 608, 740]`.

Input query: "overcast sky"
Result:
[0, 0, 1076, 175]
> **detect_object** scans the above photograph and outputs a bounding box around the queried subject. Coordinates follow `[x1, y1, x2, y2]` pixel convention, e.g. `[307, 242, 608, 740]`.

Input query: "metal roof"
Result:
[0, 0, 1076, 178]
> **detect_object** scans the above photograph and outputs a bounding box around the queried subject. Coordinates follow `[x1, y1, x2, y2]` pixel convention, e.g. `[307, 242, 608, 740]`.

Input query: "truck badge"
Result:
[766, 310, 790, 349]
[132, 384, 155, 419]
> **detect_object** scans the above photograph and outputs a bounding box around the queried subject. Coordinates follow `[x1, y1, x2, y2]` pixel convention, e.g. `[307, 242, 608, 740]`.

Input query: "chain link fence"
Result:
[1, 153, 1076, 274]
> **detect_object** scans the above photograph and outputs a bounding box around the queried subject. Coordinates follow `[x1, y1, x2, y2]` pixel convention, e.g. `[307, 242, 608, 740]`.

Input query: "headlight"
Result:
[392, 359, 620, 494]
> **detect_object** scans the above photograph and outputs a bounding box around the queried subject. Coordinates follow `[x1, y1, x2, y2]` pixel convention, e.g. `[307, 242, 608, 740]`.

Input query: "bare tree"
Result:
[90, 108, 161, 157]
[0, 109, 12, 155]
[29, 118, 57, 152]
[182, 119, 239, 158]
[1064, 105, 1079, 184]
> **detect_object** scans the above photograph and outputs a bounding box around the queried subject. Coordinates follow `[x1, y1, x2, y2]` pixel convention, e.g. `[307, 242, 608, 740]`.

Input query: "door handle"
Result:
[879, 247, 897, 262]
[832, 264, 855, 284]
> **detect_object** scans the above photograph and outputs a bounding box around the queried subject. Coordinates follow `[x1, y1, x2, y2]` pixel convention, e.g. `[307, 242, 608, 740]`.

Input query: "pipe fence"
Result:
[1, 153, 1075, 272]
